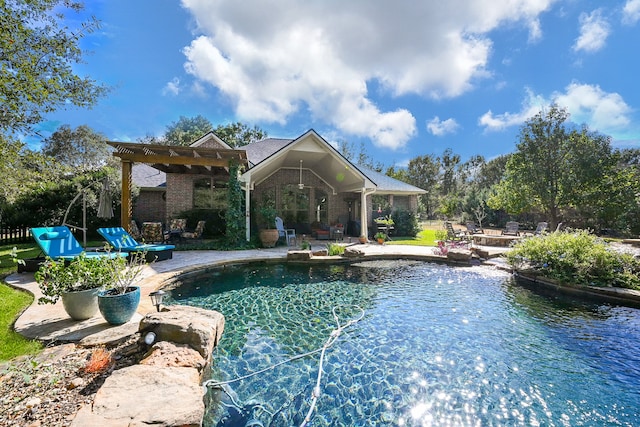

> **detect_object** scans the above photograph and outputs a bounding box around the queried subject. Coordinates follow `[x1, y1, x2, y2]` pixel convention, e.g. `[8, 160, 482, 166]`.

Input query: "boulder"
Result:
[344, 246, 366, 258]
[140, 341, 206, 371]
[71, 365, 203, 427]
[286, 250, 312, 260]
[139, 305, 224, 359]
[446, 248, 472, 262]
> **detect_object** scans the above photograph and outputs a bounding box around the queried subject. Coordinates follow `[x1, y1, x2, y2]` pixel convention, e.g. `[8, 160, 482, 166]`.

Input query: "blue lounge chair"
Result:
[97, 227, 174, 262]
[30, 226, 127, 261]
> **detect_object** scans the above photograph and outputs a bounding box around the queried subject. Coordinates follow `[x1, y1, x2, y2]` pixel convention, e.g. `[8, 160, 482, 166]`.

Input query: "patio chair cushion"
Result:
[98, 227, 175, 252]
[31, 226, 126, 261]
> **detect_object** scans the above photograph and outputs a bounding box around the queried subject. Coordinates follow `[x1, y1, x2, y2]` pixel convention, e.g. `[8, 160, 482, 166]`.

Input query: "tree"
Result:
[0, 135, 66, 206]
[214, 122, 267, 148]
[406, 154, 440, 218]
[0, 0, 108, 135]
[42, 125, 110, 172]
[163, 115, 213, 146]
[488, 105, 615, 230]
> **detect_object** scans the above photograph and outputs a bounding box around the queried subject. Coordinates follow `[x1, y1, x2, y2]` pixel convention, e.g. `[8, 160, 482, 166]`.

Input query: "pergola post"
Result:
[121, 160, 132, 230]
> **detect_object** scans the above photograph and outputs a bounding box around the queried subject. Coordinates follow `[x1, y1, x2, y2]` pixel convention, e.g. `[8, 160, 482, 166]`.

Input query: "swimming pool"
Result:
[166, 260, 640, 426]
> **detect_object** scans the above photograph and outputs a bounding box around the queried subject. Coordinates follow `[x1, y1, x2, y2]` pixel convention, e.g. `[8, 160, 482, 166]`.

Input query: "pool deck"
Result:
[5, 242, 510, 344]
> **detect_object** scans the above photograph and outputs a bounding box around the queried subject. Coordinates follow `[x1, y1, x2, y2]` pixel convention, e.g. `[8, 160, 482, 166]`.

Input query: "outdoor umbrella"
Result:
[97, 177, 114, 219]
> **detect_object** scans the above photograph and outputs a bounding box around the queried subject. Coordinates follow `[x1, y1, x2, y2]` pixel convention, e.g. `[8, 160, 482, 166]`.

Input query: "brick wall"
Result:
[133, 190, 166, 224]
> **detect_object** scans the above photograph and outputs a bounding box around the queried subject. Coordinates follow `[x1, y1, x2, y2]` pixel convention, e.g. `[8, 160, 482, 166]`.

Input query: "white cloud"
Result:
[427, 117, 460, 136]
[553, 82, 631, 131]
[623, 0, 640, 25]
[162, 77, 181, 96]
[573, 9, 610, 53]
[179, 0, 554, 150]
[478, 83, 632, 136]
[479, 89, 546, 131]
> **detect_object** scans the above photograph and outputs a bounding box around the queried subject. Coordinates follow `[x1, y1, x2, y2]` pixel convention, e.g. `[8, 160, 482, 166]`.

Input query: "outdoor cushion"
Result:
[97, 227, 174, 262]
[31, 226, 127, 261]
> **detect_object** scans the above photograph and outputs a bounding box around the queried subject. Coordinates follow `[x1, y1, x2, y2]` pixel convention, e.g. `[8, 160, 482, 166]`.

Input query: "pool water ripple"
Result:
[167, 261, 640, 426]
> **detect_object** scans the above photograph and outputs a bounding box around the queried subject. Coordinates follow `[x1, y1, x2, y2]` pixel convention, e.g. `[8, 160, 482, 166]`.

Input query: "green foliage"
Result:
[434, 230, 448, 242]
[507, 230, 640, 290]
[326, 243, 344, 256]
[35, 253, 115, 304]
[489, 105, 622, 230]
[214, 122, 267, 147]
[374, 232, 387, 241]
[259, 206, 277, 229]
[391, 209, 419, 237]
[2, 168, 119, 230]
[225, 161, 246, 247]
[42, 125, 110, 172]
[0, 0, 109, 135]
[0, 283, 42, 360]
[163, 115, 213, 146]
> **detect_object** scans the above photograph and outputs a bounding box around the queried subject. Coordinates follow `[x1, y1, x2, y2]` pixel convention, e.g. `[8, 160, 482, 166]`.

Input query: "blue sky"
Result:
[39, 0, 640, 166]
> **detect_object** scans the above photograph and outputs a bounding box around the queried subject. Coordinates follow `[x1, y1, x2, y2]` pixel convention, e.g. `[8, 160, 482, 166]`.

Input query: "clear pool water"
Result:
[166, 260, 640, 426]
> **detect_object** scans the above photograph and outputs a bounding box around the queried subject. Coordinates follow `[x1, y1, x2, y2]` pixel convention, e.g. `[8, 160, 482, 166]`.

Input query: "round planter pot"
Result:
[259, 229, 279, 248]
[61, 288, 101, 321]
[98, 286, 141, 325]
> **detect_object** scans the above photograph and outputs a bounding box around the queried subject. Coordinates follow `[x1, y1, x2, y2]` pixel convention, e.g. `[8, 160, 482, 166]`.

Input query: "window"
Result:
[193, 178, 227, 209]
[281, 185, 309, 225]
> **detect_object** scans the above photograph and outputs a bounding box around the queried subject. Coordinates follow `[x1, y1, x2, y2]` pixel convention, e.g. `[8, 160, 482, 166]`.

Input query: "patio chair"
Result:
[30, 226, 127, 261]
[142, 222, 165, 244]
[445, 221, 465, 241]
[164, 218, 187, 243]
[533, 222, 548, 235]
[181, 220, 206, 240]
[129, 219, 142, 240]
[501, 221, 520, 236]
[97, 227, 175, 262]
[465, 222, 484, 235]
[275, 216, 296, 246]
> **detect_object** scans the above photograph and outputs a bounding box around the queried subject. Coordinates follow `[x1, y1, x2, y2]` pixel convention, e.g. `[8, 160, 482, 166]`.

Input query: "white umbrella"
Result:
[97, 177, 113, 219]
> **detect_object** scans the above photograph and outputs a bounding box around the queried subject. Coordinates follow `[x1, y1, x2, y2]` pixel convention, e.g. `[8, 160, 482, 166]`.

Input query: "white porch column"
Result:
[244, 178, 251, 241]
[360, 189, 368, 238]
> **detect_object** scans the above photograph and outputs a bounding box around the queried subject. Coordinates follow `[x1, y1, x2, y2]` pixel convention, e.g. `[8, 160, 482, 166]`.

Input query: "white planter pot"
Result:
[61, 288, 101, 321]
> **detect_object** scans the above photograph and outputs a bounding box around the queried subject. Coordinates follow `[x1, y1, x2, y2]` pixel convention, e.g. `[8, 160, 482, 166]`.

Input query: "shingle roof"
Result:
[357, 166, 427, 194]
[132, 163, 166, 188]
[243, 138, 292, 166]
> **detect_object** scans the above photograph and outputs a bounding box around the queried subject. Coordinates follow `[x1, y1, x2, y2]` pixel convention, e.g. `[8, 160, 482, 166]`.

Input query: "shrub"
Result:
[326, 243, 344, 256]
[392, 209, 420, 237]
[507, 230, 640, 290]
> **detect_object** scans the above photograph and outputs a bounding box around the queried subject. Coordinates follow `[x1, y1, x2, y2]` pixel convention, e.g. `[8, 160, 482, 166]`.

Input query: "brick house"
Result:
[114, 129, 426, 240]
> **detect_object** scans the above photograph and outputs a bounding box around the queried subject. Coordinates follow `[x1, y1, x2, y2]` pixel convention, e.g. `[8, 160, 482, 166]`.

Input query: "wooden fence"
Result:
[0, 224, 30, 246]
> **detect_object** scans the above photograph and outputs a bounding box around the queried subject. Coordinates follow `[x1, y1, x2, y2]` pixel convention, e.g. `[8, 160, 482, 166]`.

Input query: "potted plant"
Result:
[358, 235, 368, 244]
[35, 253, 113, 321]
[258, 205, 279, 248]
[97, 252, 146, 325]
[374, 232, 387, 244]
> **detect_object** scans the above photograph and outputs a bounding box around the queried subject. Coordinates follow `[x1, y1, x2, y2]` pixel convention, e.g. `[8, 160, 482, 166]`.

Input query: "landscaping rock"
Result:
[138, 305, 224, 359]
[71, 365, 203, 427]
[287, 250, 312, 260]
[140, 341, 206, 371]
[344, 245, 366, 258]
[446, 248, 472, 262]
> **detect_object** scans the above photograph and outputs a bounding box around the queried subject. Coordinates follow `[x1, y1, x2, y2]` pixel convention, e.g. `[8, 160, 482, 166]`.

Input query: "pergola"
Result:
[107, 141, 248, 231]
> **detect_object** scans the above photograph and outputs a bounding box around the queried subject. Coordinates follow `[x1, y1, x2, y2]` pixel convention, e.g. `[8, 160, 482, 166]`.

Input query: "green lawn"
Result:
[0, 283, 42, 361]
[387, 229, 438, 246]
